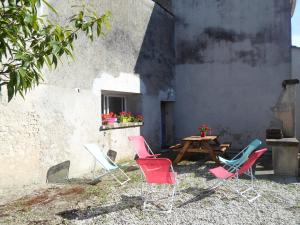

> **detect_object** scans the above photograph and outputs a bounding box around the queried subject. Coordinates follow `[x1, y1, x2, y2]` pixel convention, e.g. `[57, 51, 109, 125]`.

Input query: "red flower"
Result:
[120, 111, 127, 116]
[198, 124, 211, 132]
[136, 114, 143, 122]
[101, 112, 116, 120]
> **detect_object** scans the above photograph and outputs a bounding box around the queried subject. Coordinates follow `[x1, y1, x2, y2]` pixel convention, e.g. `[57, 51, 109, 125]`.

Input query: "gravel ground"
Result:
[0, 160, 299, 225]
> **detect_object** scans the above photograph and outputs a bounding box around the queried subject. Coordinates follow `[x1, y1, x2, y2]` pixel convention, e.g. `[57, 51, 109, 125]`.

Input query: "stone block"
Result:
[46, 161, 70, 183]
[267, 138, 299, 176]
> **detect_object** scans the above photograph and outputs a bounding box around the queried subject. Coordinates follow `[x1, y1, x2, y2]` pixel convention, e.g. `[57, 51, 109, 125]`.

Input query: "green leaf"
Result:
[78, 11, 84, 20]
[44, 55, 52, 67]
[18, 90, 25, 99]
[96, 20, 102, 36]
[7, 83, 14, 102]
[0, 1, 111, 102]
[19, 68, 27, 78]
[52, 55, 57, 68]
[41, 0, 58, 15]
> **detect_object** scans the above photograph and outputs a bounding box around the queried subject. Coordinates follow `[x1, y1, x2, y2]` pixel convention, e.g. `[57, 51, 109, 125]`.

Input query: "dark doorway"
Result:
[161, 101, 174, 148]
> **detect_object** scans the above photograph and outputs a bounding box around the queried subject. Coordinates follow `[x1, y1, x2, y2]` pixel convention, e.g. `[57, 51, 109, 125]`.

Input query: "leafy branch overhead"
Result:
[0, 0, 111, 101]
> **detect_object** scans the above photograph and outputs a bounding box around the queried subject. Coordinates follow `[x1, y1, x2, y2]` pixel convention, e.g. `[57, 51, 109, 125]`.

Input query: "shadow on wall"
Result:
[133, 3, 175, 147]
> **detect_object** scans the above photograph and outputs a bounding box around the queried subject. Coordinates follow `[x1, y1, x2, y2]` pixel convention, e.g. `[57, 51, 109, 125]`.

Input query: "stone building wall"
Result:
[173, 0, 291, 148]
[0, 0, 174, 187]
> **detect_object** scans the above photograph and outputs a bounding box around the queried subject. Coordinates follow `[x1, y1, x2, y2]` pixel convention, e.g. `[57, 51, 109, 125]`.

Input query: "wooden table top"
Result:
[181, 136, 218, 141]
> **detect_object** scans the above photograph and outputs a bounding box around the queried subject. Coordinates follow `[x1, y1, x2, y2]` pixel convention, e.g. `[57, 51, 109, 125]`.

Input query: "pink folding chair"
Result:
[209, 148, 268, 202]
[128, 136, 161, 158]
[136, 158, 177, 213]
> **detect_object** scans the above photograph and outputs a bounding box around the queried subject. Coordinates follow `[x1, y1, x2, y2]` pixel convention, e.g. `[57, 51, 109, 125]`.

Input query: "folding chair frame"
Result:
[210, 167, 261, 203]
[208, 148, 267, 203]
[138, 162, 177, 213]
[128, 136, 160, 158]
[85, 144, 131, 186]
[219, 139, 262, 169]
[92, 158, 131, 186]
[144, 139, 156, 156]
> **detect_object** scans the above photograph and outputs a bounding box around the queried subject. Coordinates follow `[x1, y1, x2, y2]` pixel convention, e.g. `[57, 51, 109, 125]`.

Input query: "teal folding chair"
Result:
[210, 148, 268, 202]
[84, 144, 130, 185]
[218, 139, 262, 170]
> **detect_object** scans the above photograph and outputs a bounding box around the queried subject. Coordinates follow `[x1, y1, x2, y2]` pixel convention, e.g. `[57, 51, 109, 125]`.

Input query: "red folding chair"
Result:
[209, 148, 268, 202]
[136, 158, 177, 213]
[128, 136, 161, 158]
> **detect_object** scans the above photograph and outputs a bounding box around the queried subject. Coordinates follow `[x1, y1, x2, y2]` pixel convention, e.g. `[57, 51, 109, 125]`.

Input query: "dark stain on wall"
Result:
[204, 27, 243, 43]
[177, 27, 247, 64]
[175, 16, 189, 29]
[177, 23, 289, 66]
[250, 28, 274, 45]
[176, 38, 207, 64]
[235, 49, 263, 67]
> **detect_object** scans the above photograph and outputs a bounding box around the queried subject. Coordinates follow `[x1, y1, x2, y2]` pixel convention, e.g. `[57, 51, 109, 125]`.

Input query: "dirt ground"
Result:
[0, 155, 299, 225]
[0, 165, 141, 225]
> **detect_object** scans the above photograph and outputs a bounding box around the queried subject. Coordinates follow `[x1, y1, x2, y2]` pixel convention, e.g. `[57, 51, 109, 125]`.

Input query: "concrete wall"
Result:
[292, 46, 300, 140]
[173, 0, 291, 148]
[0, 0, 174, 187]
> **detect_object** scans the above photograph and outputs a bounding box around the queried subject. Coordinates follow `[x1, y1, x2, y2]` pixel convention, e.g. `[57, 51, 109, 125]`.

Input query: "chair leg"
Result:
[93, 158, 97, 179]
[167, 183, 177, 213]
[93, 170, 109, 182]
[118, 168, 131, 185]
[111, 168, 131, 186]
[142, 183, 177, 213]
[238, 184, 261, 202]
[206, 179, 224, 192]
[230, 173, 261, 203]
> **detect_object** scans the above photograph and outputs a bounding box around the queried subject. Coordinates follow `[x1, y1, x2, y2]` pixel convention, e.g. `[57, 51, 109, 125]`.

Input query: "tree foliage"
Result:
[0, 0, 111, 101]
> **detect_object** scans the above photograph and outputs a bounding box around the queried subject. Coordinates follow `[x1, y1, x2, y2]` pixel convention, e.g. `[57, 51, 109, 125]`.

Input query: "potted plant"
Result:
[133, 114, 143, 125]
[118, 111, 131, 123]
[102, 112, 117, 125]
[135, 114, 143, 122]
[198, 124, 211, 137]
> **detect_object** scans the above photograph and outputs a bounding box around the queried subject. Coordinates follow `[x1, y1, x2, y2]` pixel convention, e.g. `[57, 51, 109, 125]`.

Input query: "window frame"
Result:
[101, 94, 126, 114]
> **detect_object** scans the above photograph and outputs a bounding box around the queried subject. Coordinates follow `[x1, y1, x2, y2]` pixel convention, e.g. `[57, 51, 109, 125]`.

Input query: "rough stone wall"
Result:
[0, 0, 174, 187]
[173, 0, 291, 147]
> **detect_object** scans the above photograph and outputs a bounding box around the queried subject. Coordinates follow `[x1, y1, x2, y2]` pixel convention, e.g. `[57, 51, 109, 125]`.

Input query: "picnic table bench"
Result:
[171, 136, 230, 165]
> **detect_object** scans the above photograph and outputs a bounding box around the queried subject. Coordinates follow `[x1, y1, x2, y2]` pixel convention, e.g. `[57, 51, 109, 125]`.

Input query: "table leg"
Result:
[200, 141, 220, 165]
[173, 141, 191, 164]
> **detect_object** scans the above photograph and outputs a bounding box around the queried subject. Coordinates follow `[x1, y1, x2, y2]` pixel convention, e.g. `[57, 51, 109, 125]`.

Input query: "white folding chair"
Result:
[84, 144, 130, 185]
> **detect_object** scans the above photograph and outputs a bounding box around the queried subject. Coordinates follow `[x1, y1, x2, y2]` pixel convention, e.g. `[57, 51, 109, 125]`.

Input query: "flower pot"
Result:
[105, 118, 117, 125]
[200, 131, 206, 137]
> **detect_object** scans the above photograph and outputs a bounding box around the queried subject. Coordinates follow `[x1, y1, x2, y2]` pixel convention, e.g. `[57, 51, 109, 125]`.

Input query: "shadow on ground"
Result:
[177, 187, 216, 208]
[57, 195, 143, 220]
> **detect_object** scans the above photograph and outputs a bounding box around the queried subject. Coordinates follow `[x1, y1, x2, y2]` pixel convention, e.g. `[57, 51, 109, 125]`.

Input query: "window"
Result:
[101, 94, 126, 114]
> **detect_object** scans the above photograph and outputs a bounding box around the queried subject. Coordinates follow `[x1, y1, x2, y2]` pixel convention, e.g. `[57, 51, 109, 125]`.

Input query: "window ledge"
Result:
[100, 122, 144, 131]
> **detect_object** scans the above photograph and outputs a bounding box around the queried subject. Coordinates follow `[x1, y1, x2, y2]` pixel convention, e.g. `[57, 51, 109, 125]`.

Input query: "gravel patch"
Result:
[0, 161, 299, 225]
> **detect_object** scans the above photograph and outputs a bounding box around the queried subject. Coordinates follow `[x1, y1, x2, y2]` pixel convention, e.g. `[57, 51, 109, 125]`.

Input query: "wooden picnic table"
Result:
[173, 135, 228, 165]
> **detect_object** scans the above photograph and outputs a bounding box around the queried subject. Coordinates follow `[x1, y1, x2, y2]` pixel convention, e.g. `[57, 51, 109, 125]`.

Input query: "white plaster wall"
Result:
[93, 72, 144, 96]
[0, 0, 174, 188]
[0, 84, 100, 187]
[173, 0, 291, 148]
